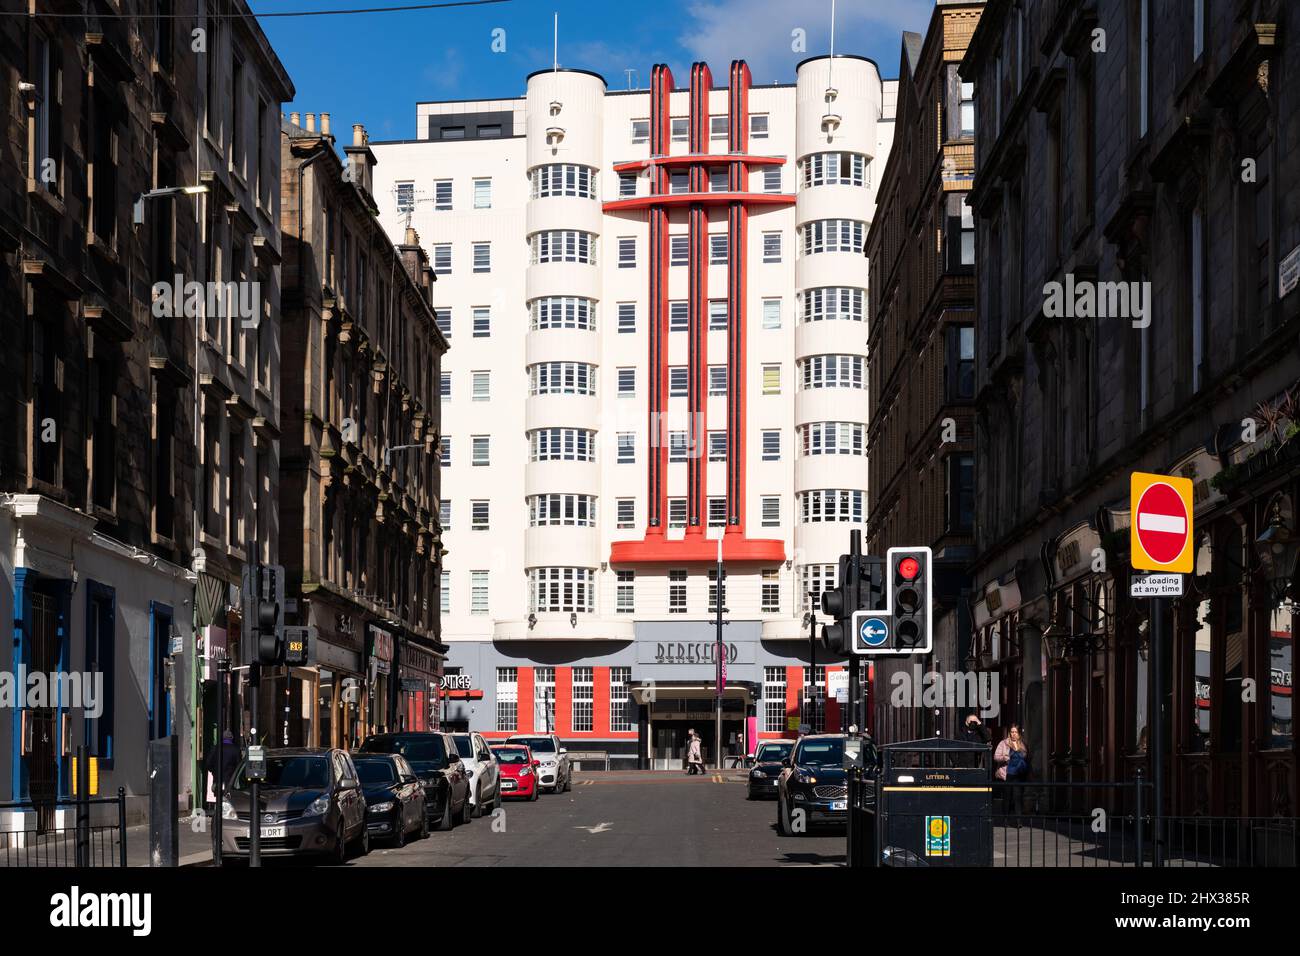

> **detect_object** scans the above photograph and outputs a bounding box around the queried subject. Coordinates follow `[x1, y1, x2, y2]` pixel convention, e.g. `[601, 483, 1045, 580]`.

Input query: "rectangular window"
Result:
[670, 171, 690, 194]
[472, 370, 490, 401]
[670, 301, 689, 332]
[710, 168, 729, 192]
[472, 435, 490, 466]
[441, 126, 465, 140]
[472, 242, 491, 273]
[709, 300, 728, 331]
[433, 244, 451, 275]
[471, 571, 489, 614]
[708, 567, 727, 611]
[669, 431, 688, 463]
[435, 308, 452, 339]
[669, 367, 688, 398]
[472, 306, 491, 337]
[473, 177, 492, 209]
[762, 298, 781, 329]
[762, 569, 780, 614]
[439, 437, 451, 466]
[750, 115, 769, 139]
[440, 570, 450, 614]
[764, 666, 787, 733]
[710, 115, 728, 139]
[762, 364, 781, 395]
[618, 237, 636, 268]
[762, 232, 781, 263]
[708, 431, 727, 463]
[617, 368, 636, 396]
[668, 498, 687, 529]
[802, 666, 827, 733]
[946, 453, 975, 532]
[496, 668, 517, 731]
[434, 179, 452, 210]
[86, 586, 115, 757]
[440, 372, 451, 400]
[708, 497, 727, 528]
[471, 500, 490, 531]
[616, 572, 635, 614]
[762, 430, 780, 462]
[617, 302, 636, 333]
[710, 234, 728, 264]
[671, 117, 689, 142]
[617, 432, 636, 464]
[619, 173, 637, 197]
[631, 119, 650, 144]
[763, 167, 781, 192]
[396, 181, 415, 213]
[670, 235, 689, 266]
[571, 668, 594, 732]
[617, 498, 636, 529]
[439, 499, 451, 528]
[669, 569, 688, 613]
[610, 666, 632, 731]
[709, 366, 727, 396]
[761, 496, 780, 528]
[801, 563, 837, 613]
[946, 325, 976, 401]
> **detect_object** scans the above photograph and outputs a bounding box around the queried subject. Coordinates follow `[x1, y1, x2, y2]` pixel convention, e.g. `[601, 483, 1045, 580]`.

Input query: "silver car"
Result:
[506, 734, 571, 792]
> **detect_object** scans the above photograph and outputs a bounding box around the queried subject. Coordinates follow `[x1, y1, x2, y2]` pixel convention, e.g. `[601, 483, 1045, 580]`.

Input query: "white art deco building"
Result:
[372, 55, 895, 767]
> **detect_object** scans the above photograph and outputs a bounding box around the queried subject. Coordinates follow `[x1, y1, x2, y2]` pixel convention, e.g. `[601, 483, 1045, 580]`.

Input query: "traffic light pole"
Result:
[249, 659, 261, 868]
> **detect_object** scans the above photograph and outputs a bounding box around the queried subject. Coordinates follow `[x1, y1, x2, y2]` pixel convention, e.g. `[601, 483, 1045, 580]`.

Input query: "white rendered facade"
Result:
[372, 57, 895, 757]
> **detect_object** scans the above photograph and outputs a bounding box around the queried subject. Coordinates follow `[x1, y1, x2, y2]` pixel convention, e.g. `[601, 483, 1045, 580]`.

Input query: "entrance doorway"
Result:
[651, 719, 745, 770]
[28, 591, 60, 830]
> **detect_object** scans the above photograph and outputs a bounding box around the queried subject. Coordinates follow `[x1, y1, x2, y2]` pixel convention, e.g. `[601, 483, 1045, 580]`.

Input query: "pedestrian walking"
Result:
[685, 729, 704, 775]
[994, 724, 1030, 820]
[203, 729, 239, 809]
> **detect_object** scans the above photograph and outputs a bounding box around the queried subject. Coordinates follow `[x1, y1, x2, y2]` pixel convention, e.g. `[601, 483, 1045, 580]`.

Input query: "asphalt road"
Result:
[349, 769, 847, 867]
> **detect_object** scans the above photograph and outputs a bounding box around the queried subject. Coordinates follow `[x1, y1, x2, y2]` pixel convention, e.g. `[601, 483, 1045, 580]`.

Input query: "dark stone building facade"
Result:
[963, 0, 1298, 816]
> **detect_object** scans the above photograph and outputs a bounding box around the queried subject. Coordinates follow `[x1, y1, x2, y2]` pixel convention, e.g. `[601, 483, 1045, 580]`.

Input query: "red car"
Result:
[490, 745, 540, 801]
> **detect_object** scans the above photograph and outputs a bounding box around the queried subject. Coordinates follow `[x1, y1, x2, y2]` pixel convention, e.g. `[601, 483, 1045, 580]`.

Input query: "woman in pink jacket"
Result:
[994, 724, 1030, 818]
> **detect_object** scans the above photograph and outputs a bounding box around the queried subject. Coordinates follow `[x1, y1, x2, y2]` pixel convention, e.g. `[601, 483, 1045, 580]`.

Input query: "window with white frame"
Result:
[708, 300, 728, 331]
[470, 570, 489, 614]
[750, 114, 769, 139]
[762, 298, 781, 329]
[630, 119, 650, 144]
[710, 115, 728, 139]
[472, 242, 491, 273]
[617, 368, 636, 396]
[801, 563, 837, 613]
[670, 171, 690, 194]
[396, 181, 415, 212]
[572, 667, 594, 732]
[670, 301, 689, 332]
[709, 366, 727, 396]
[669, 367, 688, 398]
[707, 497, 727, 528]
[440, 570, 450, 613]
[619, 173, 637, 198]
[668, 569, 687, 613]
[435, 307, 452, 338]
[671, 117, 688, 142]
[610, 666, 632, 731]
[528, 493, 597, 527]
[708, 431, 727, 462]
[472, 306, 490, 337]
[763, 666, 787, 732]
[668, 498, 687, 529]
[763, 167, 781, 192]
[761, 430, 780, 461]
[529, 567, 595, 613]
[433, 244, 451, 274]
[471, 500, 490, 530]
[762, 231, 781, 263]
[618, 237, 636, 268]
[617, 303, 636, 334]
[670, 235, 688, 266]
[471, 435, 490, 466]
[439, 499, 451, 529]
[801, 421, 865, 456]
[708, 567, 727, 611]
[531, 296, 595, 331]
[803, 152, 866, 188]
[616, 498, 635, 529]
[801, 286, 865, 322]
[496, 667, 517, 731]
[434, 179, 452, 210]
[473, 177, 492, 209]
[440, 372, 451, 400]
[762, 569, 781, 614]
[617, 432, 636, 464]
[616, 571, 635, 613]
[710, 233, 728, 264]
[799, 489, 864, 523]
[529, 428, 595, 462]
[531, 230, 596, 264]
[529, 362, 596, 395]
[439, 437, 451, 466]
[530, 164, 595, 199]
[668, 431, 688, 463]
[761, 495, 780, 528]
[762, 364, 781, 395]
[802, 665, 826, 732]
[472, 370, 491, 401]
[801, 218, 866, 256]
[709, 168, 728, 192]
[799, 354, 865, 390]
[535, 667, 555, 731]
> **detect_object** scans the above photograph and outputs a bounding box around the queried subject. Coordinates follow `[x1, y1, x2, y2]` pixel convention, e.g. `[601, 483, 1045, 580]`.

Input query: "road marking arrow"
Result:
[574, 822, 613, 834]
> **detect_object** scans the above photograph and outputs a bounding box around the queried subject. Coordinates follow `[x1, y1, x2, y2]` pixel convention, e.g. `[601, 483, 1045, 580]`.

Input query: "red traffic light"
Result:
[897, 556, 921, 580]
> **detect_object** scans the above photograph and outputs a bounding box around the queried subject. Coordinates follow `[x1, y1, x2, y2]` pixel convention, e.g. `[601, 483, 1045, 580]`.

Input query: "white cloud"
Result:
[677, 0, 933, 83]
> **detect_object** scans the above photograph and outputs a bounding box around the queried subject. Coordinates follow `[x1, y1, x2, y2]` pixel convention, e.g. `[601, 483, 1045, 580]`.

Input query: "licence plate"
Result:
[831, 801, 846, 812]
[261, 826, 285, 838]
[502, 780, 516, 790]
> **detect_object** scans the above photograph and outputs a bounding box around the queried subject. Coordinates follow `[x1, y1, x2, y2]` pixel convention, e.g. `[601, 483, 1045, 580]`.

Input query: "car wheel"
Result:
[531, 783, 540, 801]
[471, 785, 483, 818]
[459, 791, 472, 826]
[332, 821, 348, 865]
[435, 798, 453, 832]
[355, 823, 371, 857]
[394, 814, 407, 848]
[492, 783, 502, 812]
[777, 795, 794, 837]
[563, 770, 572, 793]
[418, 809, 430, 840]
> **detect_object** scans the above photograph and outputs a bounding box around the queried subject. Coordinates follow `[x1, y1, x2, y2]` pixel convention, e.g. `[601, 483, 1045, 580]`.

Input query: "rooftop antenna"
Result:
[822, 0, 842, 135]
[624, 68, 639, 90]
[546, 12, 565, 146]
[553, 11, 558, 73]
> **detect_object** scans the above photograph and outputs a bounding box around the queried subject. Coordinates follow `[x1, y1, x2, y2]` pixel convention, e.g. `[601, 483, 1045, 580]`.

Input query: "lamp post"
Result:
[132, 185, 208, 228]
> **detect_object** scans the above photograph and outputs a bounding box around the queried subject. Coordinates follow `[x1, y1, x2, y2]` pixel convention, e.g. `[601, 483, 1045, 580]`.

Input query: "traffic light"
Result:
[886, 546, 932, 654]
[819, 554, 856, 654]
[256, 596, 281, 664]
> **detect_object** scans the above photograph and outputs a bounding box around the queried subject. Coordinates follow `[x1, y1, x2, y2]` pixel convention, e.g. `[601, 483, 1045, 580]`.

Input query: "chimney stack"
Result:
[320, 112, 332, 137]
[305, 113, 316, 133]
[352, 124, 365, 147]
[344, 123, 377, 197]
[289, 111, 300, 127]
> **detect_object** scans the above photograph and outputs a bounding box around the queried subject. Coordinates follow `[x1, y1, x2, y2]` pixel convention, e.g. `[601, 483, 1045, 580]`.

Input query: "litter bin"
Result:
[877, 738, 992, 867]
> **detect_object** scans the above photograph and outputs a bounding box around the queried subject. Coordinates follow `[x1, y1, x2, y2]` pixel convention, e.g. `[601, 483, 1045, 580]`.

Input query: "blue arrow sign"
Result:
[860, 617, 889, 647]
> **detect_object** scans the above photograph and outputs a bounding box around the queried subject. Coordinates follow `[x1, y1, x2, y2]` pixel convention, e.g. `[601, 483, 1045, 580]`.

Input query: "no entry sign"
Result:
[1130, 472, 1194, 573]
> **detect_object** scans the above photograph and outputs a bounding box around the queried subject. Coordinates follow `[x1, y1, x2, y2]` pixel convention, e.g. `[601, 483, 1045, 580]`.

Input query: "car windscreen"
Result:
[493, 749, 530, 765]
[233, 755, 330, 790]
[757, 743, 792, 762]
[795, 739, 845, 767]
[451, 735, 475, 758]
[510, 737, 556, 753]
[361, 735, 449, 768]
[354, 759, 397, 784]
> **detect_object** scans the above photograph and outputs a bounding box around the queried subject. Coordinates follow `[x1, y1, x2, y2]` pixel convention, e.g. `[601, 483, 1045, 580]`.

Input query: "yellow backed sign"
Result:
[70, 755, 100, 796]
[1130, 472, 1194, 573]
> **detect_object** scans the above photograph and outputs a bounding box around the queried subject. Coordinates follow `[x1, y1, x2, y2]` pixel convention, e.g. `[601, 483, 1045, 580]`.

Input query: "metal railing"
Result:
[0, 788, 128, 868]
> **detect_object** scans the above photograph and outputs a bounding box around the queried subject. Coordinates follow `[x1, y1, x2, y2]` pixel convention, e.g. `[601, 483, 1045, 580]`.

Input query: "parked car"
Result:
[451, 731, 501, 817]
[506, 733, 571, 792]
[776, 734, 849, 836]
[220, 748, 368, 864]
[490, 744, 540, 801]
[352, 753, 428, 847]
[359, 732, 470, 830]
[747, 740, 795, 800]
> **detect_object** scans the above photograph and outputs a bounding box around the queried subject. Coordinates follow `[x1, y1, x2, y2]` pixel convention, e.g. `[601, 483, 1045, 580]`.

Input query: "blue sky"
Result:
[252, 0, 935, 141]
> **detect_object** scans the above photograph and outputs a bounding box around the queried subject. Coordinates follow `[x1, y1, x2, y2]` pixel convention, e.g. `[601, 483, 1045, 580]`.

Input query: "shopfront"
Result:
[307, 605, 367, 750]
[366, 626, 395, 737]
[397, 637, 444, 732]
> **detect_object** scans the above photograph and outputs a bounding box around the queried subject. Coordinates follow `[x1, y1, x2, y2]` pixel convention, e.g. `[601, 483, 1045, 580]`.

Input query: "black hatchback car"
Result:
[352, 753, 428, 847]
[747, 740, 795, 799]
[359, 732, 471, 830]
[776, 734, 849, 835]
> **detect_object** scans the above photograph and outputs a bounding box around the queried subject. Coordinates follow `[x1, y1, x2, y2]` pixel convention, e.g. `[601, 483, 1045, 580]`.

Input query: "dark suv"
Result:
[776, 734, 849, 835]
[359, 732, 470, 830]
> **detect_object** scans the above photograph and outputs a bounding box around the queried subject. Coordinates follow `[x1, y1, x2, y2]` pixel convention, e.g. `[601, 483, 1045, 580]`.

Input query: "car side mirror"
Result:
[533, 760, 540, 768]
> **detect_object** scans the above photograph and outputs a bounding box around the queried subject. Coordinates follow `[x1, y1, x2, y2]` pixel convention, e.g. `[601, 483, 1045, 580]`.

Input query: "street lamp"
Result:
[132, 185, 207, 227]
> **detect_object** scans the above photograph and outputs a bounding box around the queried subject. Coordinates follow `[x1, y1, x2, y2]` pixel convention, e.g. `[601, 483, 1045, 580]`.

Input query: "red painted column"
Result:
[645, 64, 674, 541]
[517, 667, 534, 735]
[555, 668, 573, 738]
[686, 62, 712, 537]
[727, 59, 752, 536]
[593, 666, 611, 737]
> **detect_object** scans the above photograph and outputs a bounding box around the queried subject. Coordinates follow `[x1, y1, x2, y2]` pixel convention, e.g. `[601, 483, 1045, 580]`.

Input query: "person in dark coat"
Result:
[204, 730, 240, 806]
[959, 712, 991, 746]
